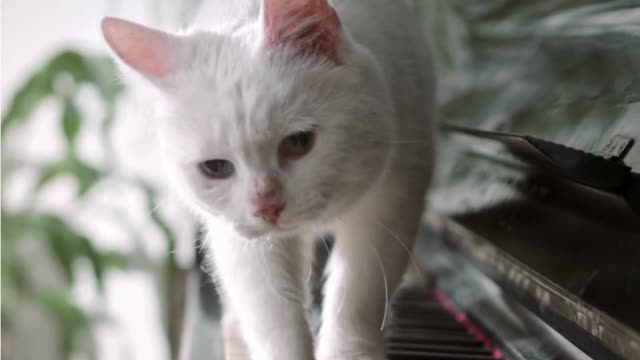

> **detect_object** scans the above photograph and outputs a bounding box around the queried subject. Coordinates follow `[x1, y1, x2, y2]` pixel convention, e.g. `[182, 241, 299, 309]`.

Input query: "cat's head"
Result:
[102, 0, 394, 238]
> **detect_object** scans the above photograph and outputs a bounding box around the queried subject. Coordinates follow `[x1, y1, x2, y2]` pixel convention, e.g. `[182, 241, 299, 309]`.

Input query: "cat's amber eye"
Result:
[199, 159, 235, 179]
[279, 131, 315, 160]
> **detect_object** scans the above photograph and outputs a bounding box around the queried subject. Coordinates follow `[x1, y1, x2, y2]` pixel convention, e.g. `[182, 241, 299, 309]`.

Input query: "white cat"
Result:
[101, 0, 435, 359]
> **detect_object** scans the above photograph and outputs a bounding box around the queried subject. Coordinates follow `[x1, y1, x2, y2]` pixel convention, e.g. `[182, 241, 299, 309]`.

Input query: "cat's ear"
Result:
[263, 0, 342, 63]
[101, 17, 185, 81]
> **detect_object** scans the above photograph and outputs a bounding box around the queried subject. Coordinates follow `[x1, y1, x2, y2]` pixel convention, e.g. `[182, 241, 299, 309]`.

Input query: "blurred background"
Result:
[2, 1, 639, 360]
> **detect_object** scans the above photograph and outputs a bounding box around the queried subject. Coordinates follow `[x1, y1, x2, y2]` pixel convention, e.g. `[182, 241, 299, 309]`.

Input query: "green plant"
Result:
[1, 50, 186, 359]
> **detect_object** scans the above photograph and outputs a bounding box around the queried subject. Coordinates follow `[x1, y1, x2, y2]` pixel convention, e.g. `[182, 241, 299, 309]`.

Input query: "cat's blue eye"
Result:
[199, 159, 235, 179]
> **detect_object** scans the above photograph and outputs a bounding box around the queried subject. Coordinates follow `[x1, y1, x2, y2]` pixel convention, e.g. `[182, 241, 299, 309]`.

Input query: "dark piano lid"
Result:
[428, 124, 640, 360]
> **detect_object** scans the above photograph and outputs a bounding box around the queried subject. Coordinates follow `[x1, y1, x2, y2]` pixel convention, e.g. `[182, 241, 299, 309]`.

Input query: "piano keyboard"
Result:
[386, 287, 505, 360]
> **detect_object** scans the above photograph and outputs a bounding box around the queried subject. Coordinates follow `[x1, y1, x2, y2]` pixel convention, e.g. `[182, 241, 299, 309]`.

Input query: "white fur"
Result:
[107, 0, 435, 359]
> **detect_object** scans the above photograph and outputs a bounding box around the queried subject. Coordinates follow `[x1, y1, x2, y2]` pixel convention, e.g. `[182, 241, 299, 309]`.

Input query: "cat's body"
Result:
[102, 0, 435, 359]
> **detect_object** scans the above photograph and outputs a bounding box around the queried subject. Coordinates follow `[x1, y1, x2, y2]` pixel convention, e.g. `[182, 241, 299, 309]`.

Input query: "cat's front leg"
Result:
[209, 227, 315, 360]
[316, 184, 426, 360]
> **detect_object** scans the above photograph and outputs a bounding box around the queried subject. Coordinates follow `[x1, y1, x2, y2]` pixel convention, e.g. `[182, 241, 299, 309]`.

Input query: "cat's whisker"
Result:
[146, 199, 166, 216]
[259, 241, 283, 300]
[195, 235, 207, 253]
[336, 283, 346, 317]
[321, 236, 332, 257]
[332, 218, 348, 317]
[371, 246, 389, 331]
[374, 219, 423, 280]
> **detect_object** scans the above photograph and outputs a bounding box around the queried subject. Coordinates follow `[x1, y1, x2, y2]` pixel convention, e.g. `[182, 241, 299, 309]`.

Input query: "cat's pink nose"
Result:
[253, 203, 285, 224]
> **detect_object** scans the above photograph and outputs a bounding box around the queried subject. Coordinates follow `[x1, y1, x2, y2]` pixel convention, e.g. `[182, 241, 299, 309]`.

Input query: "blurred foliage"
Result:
[410, 0, 640, 185]
[1, 50, 182, 359]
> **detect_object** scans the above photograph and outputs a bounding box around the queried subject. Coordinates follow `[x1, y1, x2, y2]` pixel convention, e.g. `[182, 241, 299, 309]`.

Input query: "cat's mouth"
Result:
[234, 206, 325, 239]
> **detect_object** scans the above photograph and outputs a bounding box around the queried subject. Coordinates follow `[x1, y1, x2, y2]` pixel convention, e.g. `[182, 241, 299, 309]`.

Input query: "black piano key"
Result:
[393, 299, 445, 306]
[393, 310, 460, 320]
[387, 343, 493, 355]
[390, 317, 467, 330]
[385, 287, 504, 360]
[388, 349, 496, 360]
[392, 301, 448, 308]
[389, 326, 469, 338]
[391, 306, 463, 317]
[388, 335, 480, 346]
[387, 336, 484, 348]
[390, 327, 469, 336]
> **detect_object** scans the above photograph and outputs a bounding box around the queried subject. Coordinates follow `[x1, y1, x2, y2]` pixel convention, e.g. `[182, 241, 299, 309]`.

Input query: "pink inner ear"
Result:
[101, 17, 177, 78]
[264, 0, 342, 63]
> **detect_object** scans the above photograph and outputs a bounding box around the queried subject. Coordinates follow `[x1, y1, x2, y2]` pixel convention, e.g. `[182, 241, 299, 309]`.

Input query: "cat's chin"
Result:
[234, 223, 298, 240]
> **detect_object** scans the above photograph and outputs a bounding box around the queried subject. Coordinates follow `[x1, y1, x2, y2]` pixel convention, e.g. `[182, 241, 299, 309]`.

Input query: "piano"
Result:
[397, 123, 638, 360]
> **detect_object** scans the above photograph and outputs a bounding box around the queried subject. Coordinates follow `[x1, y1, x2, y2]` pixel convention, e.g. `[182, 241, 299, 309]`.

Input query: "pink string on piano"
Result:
[432, 290, 505, 360]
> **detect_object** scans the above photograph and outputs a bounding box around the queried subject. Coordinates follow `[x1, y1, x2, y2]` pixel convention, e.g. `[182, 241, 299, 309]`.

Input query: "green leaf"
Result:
[1, 70, 52, 135]
[36, 291, 90, 328]
[1, 212, 29, 243]
[33, 214, 128, 290]
[70, 159, 102, 196]
[37, 215, 84, 282]
[35, 162, 67, 192]
[3, 212, 130, 296]
[76, 235, 128, 291]
[140, 183, 178, 269]
[1, 213, 31, 325]
[62, 100, 82, 145]
[87, 251, 129, 292]
[34, 159, 103, 196]
[2, 50, 123, 136]
[35, 291, 91, 357]
[2, 214, 34, 292]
